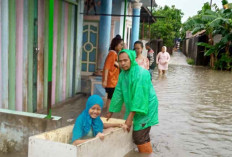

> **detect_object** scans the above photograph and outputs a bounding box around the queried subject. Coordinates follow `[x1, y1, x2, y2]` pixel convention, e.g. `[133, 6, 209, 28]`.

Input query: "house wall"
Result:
[182, 35, 210, 66]
[81, 0, 132, 74]
[83, 0, 133, 41]
[0, 0, 83, 112]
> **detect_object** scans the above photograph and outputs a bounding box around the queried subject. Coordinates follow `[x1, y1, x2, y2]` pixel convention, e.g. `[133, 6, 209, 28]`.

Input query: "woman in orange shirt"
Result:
[102, 35, 124, 112]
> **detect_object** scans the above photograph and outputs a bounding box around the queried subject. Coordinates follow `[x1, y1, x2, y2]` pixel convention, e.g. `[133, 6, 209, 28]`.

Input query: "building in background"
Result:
[0, 0, 157, 113]
[81, 0, 157, 75]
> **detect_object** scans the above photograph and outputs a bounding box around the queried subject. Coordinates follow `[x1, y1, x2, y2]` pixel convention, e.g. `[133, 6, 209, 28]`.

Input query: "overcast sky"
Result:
[155, 0, 228, 22]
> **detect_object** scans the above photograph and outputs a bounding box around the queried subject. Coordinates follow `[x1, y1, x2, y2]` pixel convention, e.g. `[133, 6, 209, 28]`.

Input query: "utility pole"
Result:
[210, 0, 212, 7]
[123, 0, 128, 41]
[46, 0, 54, 119]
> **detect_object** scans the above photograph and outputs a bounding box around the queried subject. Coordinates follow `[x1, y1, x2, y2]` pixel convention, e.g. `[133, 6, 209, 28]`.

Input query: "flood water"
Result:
[126, 65, 232, 157]
[1, 56, 232, 157]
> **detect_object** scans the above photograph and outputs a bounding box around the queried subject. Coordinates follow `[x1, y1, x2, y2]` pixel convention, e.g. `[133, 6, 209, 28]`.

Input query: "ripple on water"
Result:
[127, 65, 232, 157]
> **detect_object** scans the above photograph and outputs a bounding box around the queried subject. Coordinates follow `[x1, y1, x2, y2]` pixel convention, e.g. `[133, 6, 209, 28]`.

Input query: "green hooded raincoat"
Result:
[109, 49, 159, 131]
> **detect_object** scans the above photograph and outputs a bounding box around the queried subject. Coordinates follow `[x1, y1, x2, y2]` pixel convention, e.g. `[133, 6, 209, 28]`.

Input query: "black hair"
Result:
[134, 41, 144, 48]
[115, 34, 121, 39]
[145, 42, 150, 47]
[110, 35, 123, 51]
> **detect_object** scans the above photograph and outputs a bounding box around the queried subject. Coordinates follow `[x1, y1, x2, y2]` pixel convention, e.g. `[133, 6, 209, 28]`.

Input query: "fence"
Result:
[182, 34, 210, 66]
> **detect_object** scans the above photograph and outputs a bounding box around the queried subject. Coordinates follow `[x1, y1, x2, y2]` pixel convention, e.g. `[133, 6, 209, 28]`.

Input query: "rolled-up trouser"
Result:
[133, 127, 153, 153]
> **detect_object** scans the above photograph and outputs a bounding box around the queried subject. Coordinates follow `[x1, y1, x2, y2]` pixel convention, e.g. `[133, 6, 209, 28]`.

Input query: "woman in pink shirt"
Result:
[156, 46, 170, 75]
[134, 41, 149, 70]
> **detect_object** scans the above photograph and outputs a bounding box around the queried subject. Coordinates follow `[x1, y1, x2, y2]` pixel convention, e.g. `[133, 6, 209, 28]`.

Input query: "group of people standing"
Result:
[71, 35, 171, 155]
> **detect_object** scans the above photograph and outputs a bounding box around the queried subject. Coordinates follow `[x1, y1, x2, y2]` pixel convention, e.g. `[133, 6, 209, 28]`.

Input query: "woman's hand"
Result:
[114, 61, 119, 68]
[102, 80, 107, 88]
[96, 133, 104, 140]
[72, 139, 90, 145]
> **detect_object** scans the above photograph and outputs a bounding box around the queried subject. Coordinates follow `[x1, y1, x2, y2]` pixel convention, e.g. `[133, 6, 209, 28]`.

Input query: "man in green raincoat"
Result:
[106, 49, 159, 154]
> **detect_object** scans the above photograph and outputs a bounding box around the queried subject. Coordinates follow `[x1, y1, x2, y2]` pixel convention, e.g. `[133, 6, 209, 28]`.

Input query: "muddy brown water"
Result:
[126, 65, 232, 157]
[1, 65, 232, 157]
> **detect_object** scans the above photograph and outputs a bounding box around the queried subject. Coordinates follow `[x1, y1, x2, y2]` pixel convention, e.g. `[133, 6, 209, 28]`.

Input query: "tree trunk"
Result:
[225, 41, 231, 70]
[210, 54, 215, 67]
[208, 33, 215, 68]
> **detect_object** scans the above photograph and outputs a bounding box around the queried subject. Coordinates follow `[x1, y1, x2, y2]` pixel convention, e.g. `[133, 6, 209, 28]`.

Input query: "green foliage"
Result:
[215, 54, 232, 70]
[187, 58, 195, 65]
[181, 1, 232, 70]
[222, 0, 228, 5]
[181, 3, 218, 40]
[144, 5, 183, 47]
[197, 42, 213, 49]
[197, 42, 215, 56]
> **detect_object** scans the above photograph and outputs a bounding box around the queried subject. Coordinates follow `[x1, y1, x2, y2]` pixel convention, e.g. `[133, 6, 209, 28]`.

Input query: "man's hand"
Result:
[125, 112, 135, 132]
[105, 112, 113, 121]
[125, 119, 133, 132]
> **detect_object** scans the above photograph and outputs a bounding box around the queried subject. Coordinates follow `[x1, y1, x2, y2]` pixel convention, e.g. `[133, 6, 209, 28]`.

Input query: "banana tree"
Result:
[182, 2, 217, 67]
[198, 0, 232, 70]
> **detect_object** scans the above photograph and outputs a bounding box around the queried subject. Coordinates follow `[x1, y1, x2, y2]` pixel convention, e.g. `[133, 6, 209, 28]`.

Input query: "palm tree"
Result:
[182, 1, 232, 70]
[182, 2, 216, 67]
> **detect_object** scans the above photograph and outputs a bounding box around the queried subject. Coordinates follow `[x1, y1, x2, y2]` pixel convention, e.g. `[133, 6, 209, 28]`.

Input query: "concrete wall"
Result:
[0, 109, 62, 154]
[81, 75, 91, 95]
[29, 118, 134, 157]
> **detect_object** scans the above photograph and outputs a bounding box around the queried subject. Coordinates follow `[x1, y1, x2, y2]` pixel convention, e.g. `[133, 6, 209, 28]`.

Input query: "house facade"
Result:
[0, 0, 151, 113]
[81, 0, 145, 75]
[0, 0, 84, 112]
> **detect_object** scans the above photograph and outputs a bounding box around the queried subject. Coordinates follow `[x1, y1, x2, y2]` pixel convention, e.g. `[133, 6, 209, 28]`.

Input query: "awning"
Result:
[129, 0, 157, 7]
[140, 6, 156, 23]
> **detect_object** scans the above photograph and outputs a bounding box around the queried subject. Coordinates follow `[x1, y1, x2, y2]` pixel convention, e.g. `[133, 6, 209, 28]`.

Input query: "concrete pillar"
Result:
[130, 1, 142, 49]
[97, 0, 112, 71]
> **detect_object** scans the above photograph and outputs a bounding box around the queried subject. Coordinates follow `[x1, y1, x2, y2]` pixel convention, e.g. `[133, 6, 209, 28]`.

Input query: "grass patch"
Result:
[187, 58, 195, 65]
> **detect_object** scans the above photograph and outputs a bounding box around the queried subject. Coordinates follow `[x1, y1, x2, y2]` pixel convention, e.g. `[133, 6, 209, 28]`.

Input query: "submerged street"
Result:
[127, 52, 232, 157]
[1, 52, 232, 157]
[1, 0, 232, 156]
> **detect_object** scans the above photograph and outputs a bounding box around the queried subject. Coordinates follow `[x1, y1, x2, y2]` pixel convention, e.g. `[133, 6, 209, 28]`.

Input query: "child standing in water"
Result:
[134, 41, 149, 70]
[72, 95, 126, 145]
[156, 46, 170, 75]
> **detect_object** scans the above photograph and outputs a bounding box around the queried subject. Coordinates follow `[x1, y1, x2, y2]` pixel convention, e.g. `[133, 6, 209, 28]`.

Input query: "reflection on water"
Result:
[126, 65, 232, 157]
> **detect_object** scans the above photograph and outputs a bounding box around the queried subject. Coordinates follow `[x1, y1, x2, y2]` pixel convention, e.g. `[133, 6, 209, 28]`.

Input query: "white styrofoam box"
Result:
[28, 118, 134, 157]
